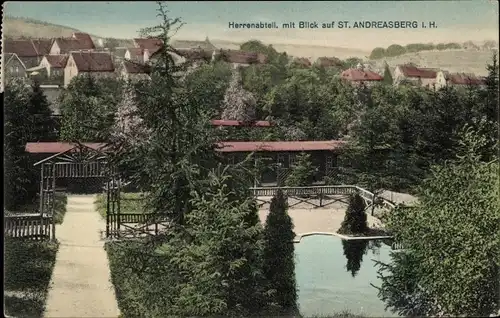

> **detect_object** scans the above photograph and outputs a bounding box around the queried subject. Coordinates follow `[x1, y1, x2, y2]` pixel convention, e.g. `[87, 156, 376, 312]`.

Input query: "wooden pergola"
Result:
[27, 142, 112, 240]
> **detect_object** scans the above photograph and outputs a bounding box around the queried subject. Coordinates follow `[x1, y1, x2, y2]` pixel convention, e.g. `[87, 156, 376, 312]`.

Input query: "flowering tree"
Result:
[112, 84, 151, 145]
[221, 68, 257, 122]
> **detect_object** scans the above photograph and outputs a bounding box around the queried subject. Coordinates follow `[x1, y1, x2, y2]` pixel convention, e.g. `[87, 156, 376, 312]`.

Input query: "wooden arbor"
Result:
[33, 142, 110, 240]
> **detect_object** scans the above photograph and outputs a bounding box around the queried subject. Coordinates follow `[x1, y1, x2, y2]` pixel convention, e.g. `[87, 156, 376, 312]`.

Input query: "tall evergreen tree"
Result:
[262, 189, 298, 315]
[382, 62, 393, 85]
[482, 51, 499, 123]
[338, 193, 368, 235]
[4, 80, 34, 210]
[27, 80, 58, 141]
[116, 1, 221, 225]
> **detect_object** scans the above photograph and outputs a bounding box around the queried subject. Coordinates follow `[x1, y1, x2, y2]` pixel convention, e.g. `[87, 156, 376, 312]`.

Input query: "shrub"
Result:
[338, 193, 368, 235]
[285, 152, 316, 187]
[262, 189, 298, 315]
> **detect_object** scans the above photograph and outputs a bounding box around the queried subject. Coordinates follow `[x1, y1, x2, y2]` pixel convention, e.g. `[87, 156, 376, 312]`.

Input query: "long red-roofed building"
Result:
[26, 140, 345, 185]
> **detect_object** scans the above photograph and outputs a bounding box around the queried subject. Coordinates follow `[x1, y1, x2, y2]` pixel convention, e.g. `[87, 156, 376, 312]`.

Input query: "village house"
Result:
[4, 38, 53, 68]
[171, 48, 213, 66]
[38, 55, 69, 77]
[119, 60, 151, 82]
[124, 47, 145, 63]
[393, 64, 439, 87]
[50, 33, 95, 55]
[341, 64, 383, 87]
[64, 51, 115, 87]
[435, 71, 486, 89]
[3, 53, 27, 83]
[25, 54, 69, 86]
[133, 38, 163, 63]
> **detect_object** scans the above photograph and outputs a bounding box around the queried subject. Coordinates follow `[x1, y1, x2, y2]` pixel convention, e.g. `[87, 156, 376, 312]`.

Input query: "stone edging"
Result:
[293, 231, 393, 243]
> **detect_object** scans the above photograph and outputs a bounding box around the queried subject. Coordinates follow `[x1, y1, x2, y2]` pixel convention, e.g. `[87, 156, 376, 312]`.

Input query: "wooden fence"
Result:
[4, 214, 53, 241]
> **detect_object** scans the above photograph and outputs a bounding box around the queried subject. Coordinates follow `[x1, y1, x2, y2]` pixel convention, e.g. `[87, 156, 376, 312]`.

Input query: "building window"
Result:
[15, 67, 19, 73]
[326, 155, 334, 169]
[10, 67, 14, 72]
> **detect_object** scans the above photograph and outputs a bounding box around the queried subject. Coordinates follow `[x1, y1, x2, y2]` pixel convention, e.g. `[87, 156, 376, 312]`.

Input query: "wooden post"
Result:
[51, 162, 56, 241]
[106, 179, 110, 238]
[117, 176, 121, 236]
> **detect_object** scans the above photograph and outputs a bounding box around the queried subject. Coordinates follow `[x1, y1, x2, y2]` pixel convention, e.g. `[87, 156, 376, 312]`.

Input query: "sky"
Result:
[4, 1, 499, 49]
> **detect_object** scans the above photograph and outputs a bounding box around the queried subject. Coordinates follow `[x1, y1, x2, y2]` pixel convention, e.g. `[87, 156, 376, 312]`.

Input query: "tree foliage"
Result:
[285, 152, 316, 187]
[221, 68, 257, 122]
[59, 75, 124, 142]
[338, 193, 368, 235]
[262, 189, 298, 315]
[4, 79, 57, 210]
[375, 126, 500, 317]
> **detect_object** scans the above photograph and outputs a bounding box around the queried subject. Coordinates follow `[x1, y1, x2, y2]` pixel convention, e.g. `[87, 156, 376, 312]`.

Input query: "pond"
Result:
[295, 235, 398, 317]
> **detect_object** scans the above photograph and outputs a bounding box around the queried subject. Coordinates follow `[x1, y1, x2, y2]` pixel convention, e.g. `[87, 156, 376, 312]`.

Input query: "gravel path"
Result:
[44, 195, 120, 318]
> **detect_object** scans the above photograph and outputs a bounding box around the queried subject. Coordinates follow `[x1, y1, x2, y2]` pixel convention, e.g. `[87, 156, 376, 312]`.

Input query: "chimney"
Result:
[356, 62, 363, 70]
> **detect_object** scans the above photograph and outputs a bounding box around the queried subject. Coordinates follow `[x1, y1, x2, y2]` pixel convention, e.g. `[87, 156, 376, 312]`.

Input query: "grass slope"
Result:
[369, 49, 497, 76]
[94, 192, 149, 218]
[4, 239, 59, 317]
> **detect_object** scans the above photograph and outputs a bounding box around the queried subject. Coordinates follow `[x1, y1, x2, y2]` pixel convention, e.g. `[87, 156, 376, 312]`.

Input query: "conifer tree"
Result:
[338, 193, 368, 235]
[382, 62, 393, 85]
[27, 80, 58, 141]
[4, 80, 34, 210]
[262, 189, 298, 315]
[285, 152, 316, 186]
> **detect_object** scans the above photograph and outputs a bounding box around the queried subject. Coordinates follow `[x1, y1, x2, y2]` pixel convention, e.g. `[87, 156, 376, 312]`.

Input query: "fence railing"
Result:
[251, 185, 359, 197]
[4, 214, 53, 240]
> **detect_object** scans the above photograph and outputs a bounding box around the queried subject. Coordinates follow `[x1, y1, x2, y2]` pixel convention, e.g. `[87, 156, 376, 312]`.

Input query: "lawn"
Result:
[5, 192, 68, 224]
[94, 192, 149, 218]
[4, 238, 59, 317]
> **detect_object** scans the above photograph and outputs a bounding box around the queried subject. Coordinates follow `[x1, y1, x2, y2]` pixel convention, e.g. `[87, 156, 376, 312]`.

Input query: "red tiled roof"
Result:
[25, 140, 344, 154]
[216, 140, 346, 152]
[122, 60, 151, 74]
[70, 52, 114, 72]
[44, 55, 69, 68]
[447, 72, 485, 85]
[133, 38, 163, 55]
[398, 65, 437, 79]
[54, 33, 95, 54]
[32, 39, 54, 55]
[341, 68, 383, 81]
[211, 120, 272, 127]
[25, 142, 106, 154]
[4, 40, 39, 57]
[72, 33, 95, 50]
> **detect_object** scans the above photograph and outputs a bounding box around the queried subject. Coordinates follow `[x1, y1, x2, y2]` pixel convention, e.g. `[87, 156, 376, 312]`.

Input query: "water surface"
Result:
[295, 235, 398, 317]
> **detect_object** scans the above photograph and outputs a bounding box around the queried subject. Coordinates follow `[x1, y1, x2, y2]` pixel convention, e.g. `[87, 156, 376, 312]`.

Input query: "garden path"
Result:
[44, 195, 120, 318]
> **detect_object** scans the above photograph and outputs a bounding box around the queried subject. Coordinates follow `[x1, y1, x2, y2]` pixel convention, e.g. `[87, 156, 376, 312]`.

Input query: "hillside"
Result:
[1, 16, 371, 59]
[368, 49, 497, 76]
[3, 16, 496, 72]
[3, 16, 133, 47]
